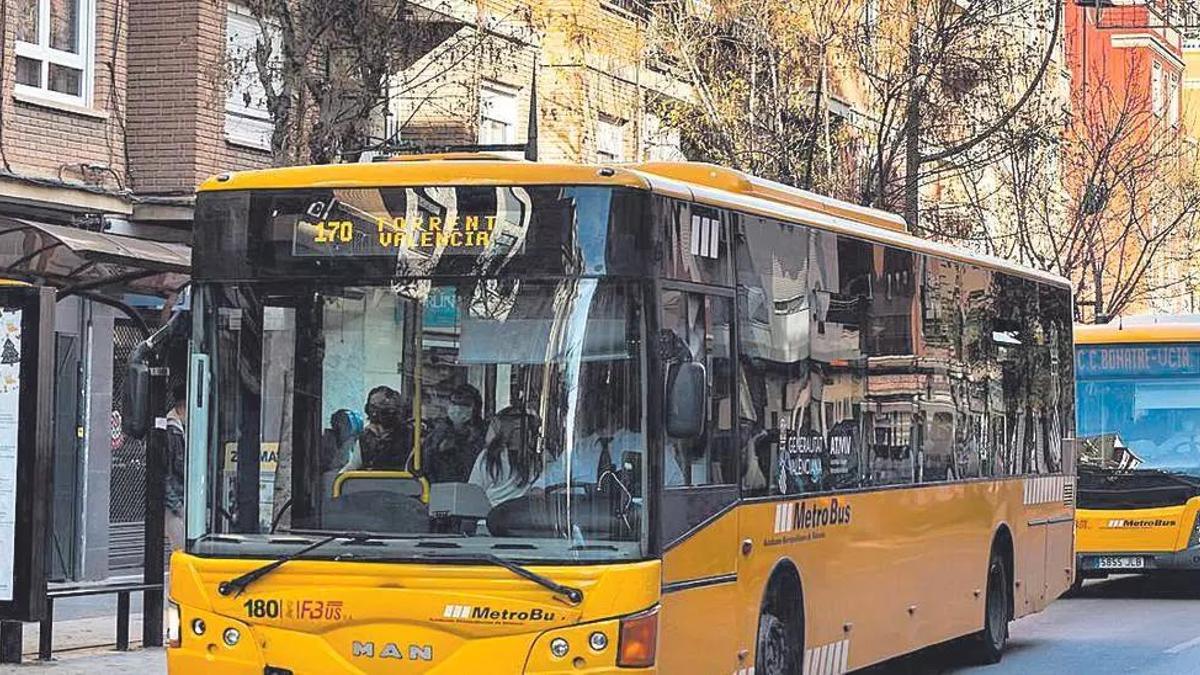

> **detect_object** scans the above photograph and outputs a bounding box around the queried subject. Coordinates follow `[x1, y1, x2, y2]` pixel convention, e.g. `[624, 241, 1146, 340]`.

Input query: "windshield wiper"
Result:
[217, 533, 374, 597]
[428, 553, 584, 605]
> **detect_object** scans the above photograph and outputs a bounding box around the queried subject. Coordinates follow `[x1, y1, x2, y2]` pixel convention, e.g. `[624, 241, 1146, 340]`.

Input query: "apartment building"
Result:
[1066, 0, 1195, 317]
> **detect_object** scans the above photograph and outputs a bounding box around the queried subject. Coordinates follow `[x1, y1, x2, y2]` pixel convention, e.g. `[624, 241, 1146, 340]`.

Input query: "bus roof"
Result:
[197, 156, 1069, 289]
[1076, 317, 1200, 345]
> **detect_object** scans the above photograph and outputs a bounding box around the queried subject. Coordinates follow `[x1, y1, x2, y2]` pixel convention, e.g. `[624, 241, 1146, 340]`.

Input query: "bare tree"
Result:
[852, 0, 1063, 231]
[648, 0, 1063, 233]
[996, 64, 1200, 321]
[646, 0, 860, 197]
[234, 0, 527, 165]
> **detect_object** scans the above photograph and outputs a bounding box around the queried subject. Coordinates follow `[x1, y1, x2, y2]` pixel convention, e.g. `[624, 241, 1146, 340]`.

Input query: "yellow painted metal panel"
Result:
[167, 553, 659, 674]
[661, 509, 739, 584]
[1076, 498, 1200, 554]
[1075, 322, 1200, 345]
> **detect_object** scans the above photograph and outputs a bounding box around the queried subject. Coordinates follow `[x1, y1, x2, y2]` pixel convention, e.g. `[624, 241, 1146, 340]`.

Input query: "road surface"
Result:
[866, 573, 1200, 674]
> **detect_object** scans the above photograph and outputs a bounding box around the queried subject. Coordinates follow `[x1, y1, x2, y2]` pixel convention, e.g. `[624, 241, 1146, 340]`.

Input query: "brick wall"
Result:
[127, 0, 268, 196]
[194, 0, 268, 185]
[125, 0, 197, 194]
[0, 0, 129, 195]
[538, 0, 655, 163]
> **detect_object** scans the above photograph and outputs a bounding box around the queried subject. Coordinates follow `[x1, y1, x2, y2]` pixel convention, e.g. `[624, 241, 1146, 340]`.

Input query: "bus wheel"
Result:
[969, 552, 1010, 664]
[756, 610, 800, 675]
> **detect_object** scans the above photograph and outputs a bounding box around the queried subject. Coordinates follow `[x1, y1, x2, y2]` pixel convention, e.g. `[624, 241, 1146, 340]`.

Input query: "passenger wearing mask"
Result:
[343, 386, 412, 472]
[419, 383, 486, 483]
[468, 406, 543, 506]
[321, 409, 362, 499]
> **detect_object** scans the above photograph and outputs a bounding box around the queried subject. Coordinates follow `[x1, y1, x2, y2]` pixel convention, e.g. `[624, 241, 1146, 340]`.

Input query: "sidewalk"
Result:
[0, 590, 166, 673]
[0, 647, 165, 673]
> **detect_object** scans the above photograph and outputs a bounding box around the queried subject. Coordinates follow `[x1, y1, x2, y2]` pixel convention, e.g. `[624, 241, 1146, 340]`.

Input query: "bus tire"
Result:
[755, 610, 800, 675]
[969, 551, 1010, 664]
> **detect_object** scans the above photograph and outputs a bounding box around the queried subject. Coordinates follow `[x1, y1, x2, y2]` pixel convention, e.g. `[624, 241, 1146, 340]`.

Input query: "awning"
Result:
[0, 216, 190, 297]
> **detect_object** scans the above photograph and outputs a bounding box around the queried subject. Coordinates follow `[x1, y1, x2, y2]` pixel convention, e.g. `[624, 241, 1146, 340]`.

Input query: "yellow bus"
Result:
[1075, 318, 1200, 585]
[167, 156, 1076, 674]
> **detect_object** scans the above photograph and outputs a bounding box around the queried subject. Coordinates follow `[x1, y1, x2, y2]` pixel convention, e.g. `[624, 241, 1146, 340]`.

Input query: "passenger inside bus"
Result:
[468, 406, 543, 506]
[419, 382, 487, 483]
[320, 409, 362, 501]
[342, 386, 413, 471]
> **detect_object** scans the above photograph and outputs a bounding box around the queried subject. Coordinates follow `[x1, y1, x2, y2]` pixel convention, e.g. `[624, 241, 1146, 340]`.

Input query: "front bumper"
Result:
[1077, 546, 1200, 573]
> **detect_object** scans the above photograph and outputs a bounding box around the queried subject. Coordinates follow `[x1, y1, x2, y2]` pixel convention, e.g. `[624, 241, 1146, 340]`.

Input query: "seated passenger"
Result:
[419, 383, 487, 483]
[468, 406, 543, 506]
[321, 409, 362, 499]
[343, 386, 412, 472]
[322, 409, 363, 470]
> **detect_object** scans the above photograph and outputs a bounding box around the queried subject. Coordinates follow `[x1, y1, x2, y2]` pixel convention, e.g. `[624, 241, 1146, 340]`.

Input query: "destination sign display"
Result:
[289, 187, 531, 259]
[1075, 344, 1200, 379]
[294, 214, 504, 257]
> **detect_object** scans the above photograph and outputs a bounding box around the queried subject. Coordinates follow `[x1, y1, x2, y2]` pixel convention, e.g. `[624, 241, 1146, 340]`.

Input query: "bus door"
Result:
[656, 288, 743, 672]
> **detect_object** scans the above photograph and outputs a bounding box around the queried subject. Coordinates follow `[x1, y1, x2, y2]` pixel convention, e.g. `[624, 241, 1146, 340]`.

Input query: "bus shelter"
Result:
[0, 216, 190, 660]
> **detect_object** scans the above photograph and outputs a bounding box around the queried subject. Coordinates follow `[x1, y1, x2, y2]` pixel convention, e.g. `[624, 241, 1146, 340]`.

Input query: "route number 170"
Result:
[312, 220, 354, 243]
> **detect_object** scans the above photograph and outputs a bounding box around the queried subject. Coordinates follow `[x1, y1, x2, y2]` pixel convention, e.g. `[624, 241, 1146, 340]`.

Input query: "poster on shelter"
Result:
[0, 307, 21, 602]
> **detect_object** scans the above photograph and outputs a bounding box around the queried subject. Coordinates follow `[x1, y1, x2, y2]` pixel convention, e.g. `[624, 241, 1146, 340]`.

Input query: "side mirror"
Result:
[122, 345, 152, 440]
[666, 361, 707, 439]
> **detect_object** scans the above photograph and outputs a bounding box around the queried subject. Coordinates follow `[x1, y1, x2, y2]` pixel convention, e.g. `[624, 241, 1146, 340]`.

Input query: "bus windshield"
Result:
[1076, 343, 1200, 474]
[189, 184, 653, 563]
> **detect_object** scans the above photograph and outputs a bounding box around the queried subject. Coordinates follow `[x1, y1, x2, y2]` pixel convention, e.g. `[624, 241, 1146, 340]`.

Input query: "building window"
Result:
[643, 114, 686, 161]
[1153, 60, 1165, 117]
[596, 117, 626, 163]
[225, 5, 277, 151]
[479, 83, 519, 146]
[13, 0, 95, 106]
[1169, 72, 1181, 126]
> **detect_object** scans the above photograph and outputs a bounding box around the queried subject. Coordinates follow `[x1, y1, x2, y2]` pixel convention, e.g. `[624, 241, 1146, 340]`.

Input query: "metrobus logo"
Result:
[773, 498, 853, 535]
[442, 604, 558, 622]
[1105, 519, 1177, 528]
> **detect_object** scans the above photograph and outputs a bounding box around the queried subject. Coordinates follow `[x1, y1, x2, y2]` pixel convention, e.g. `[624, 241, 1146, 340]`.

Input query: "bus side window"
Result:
[658, 197, 732, 287]
[735, 219, 871, 497]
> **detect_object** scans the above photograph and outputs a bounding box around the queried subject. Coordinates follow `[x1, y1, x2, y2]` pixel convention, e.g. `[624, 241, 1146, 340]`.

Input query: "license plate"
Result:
[1095, 556, 1145, 569]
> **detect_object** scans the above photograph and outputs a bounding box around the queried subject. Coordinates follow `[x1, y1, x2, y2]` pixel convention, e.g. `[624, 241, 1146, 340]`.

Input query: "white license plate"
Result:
[1095, 556, 1145, 569]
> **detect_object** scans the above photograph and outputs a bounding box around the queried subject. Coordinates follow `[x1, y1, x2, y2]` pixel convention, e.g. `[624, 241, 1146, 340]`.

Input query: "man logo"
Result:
[351, 641, 433, 661]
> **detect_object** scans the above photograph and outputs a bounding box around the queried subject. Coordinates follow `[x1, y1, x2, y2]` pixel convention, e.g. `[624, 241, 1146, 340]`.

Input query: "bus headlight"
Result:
[588, 631, 609, 651]
[166, 601, 181, 649]
[617, 606, 658, 668]
[1189, 513, 1200, 548]
[223, 627, 242, 647]
[549, 637, 570, 658]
